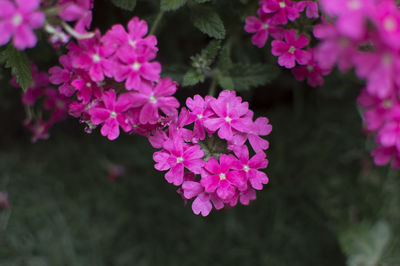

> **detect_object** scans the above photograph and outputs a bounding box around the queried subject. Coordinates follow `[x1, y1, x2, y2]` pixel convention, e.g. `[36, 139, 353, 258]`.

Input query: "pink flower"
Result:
[88, 90, 133, 140]
[232, 146, 269, 190]
[313, 21, 358, 71]
[320, 0, 374, 40]
[114, 45, 161, 91]
[260, 0, 300, 25]
[271, 29, 310, 69]
[296, 1, 319, 18]
[292, 48, 331, 87]
[353, 48, 400, 99]
[153, 136, 204, 186]
[57, 0, 93, 34]
[233, 117, 272, 152]
[69, 33, 115, 82]
[43, 88, 70, 123]
[0, 0, 44, 50]
[49, 54, 75, 97]
[186, 95, 214, 140]
[372, 1, 400, 50]
[371, 144, 400, 169]
[200, 154, 246, 201]
[244, 9, 284, 48]
[129, 78, 179, 124]
[204, 92, 251, 141]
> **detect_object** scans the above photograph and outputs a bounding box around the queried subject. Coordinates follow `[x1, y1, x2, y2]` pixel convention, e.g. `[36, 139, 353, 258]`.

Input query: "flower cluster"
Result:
[315, 0, 400, 168]
[12, 63, 69, 142]
[49, 17, 173, 140]
[245, 0, 331, 87]
[151, 90, 271, 216]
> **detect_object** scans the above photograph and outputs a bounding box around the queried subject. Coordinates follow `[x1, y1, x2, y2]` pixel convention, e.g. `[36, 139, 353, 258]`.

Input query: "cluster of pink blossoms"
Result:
[245, 0, 331, 87]
[3, 0, 273, 216]
[12, 63, 69, 142]
[314, 0, 400, 168]
[0, 0, 94, 50]
[49, 17, 170, 140]
[151, 90, 271, 216]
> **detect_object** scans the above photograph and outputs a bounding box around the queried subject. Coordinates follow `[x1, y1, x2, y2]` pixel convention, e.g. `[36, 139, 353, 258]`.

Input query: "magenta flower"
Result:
[233, 117, 272, 152]
[49, 54, 76, 97]
[296, 1, 319, 18]
[0, 0, 44, 50]
[70, 70, 102, 104]
[204, 92, 251, 141]
[69, 33, 115, 82]
[153, 136, 204, 186]
[88, 90, 133, 140]
[244, 9, 284, 48]
[271, 29, 310, 69]
[186, 95, 214, 140]
[200, 154, 246, 201]
[114, 46, 161, 91]
[182, 181, 224, 216]
[129, 78, 179, 124]
[320, 0, 374, 40]
[260, 0, 300, 25]
[292, 48, 331, 87]
[372, 1, 400, 50]
[232, 146, 269, 190]
[371, 145, 400, 169]
[353, 49, 400, 99]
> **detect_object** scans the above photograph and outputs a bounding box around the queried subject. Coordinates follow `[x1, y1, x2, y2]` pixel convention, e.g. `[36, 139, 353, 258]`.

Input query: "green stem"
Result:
[150, 11, 165, 36]
[208, 71, 218, 96]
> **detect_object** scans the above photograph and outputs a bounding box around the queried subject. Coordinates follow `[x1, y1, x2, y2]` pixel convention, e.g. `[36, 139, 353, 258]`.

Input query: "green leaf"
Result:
[110, 0, 136, 11]
[229, 64, 278, 91]
[192, 8, 226, 39]
[217, 43, 233, 71]
[201, 40, 221, 63]
[161, 0, 187, 11]
[217, 74, 234, 91]
[339, 221, 391, 266]
[182, 69, 205, 87]
[1, 45, 32, 92]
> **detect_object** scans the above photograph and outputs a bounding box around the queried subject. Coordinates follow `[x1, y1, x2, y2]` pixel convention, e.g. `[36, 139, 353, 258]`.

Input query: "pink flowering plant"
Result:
[2, 0, 400, 221]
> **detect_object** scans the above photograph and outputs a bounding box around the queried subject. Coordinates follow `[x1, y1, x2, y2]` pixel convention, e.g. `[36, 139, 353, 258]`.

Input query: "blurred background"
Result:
[1, 0, 400, 265]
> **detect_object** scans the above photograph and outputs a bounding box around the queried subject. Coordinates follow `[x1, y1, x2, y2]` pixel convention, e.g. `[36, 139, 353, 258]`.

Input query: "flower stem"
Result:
[208, 71, 218, 96]
[150, 11, 165, 36]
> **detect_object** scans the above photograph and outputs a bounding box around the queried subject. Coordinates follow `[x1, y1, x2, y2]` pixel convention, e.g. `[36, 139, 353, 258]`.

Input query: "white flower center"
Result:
[307, 65, 314, 72]
[129, 40, 137, 47]
[219, 173, 226, 180]
[384, 16, 397, 32]
[110, 111, 117, 118]
[86, 82, 92, 87]
[225, 116, 232, 123]
[197, 114, 203, 119]
[132, 62, 141, 71]
[262, 23, 269, 30]
[12, 14, 22, 26]
[243, 165, 250, 172]
[288, 46, 296, 54]
[93, 54, 101, 62]
[149, 95, 157, 103]
[347, 0, 361, 10]
[279, 1, 286, 8]
[176, 157, 184, 163]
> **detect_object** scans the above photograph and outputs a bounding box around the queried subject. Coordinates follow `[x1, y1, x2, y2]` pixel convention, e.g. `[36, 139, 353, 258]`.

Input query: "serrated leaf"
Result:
[217, 74, 234, 90]
[1, 46, 32, 92]
[217, 43, 232, 71]
[161, 0, 187, 11]
[339, 221, 391, 266]
[110, 0, 136, 11]
[182, 69, 205, 87]
[201, 40, 221, 63]
[229, 64, 278, 91]
[192, 8, 225, 39]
